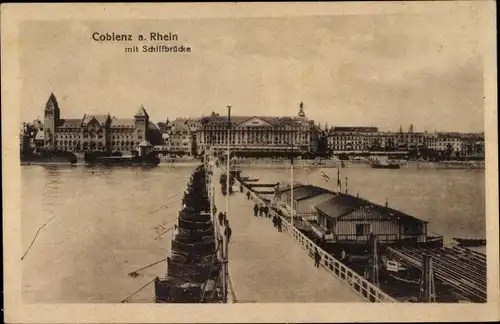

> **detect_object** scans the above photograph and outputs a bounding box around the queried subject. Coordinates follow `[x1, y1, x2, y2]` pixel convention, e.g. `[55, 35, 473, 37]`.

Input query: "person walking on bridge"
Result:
[264, 205, 269, 218]
[218, 212, 224, 226]
[224, 226, 232, 243]
[253, 204, 259, 217]
[277, 217, 283, 232]
[314, 248, 321, 268]
[246, 191, 251, 200]
[259, 205, 265, 217]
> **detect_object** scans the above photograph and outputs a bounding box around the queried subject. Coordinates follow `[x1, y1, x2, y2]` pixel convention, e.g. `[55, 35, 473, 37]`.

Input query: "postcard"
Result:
[2, 2, 498, 323]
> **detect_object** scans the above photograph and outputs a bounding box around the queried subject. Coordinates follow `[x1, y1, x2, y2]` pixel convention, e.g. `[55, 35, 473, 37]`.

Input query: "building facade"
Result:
[325, 125, 483, 157]
[196, 102, 314, 155]
[169, 119, 195, 155]
[42, 93, 149, 153]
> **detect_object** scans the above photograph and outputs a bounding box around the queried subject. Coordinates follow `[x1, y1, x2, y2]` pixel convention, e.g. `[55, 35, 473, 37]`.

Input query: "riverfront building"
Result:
[196, 102, 315, 156]
[169, 119, 195, 155]
[324, 125, 484, 157]
[42, 93, 151, 153]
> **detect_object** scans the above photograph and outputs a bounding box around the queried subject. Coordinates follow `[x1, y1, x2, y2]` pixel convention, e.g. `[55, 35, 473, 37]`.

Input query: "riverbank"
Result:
[232, 159, 485, 170]
[20, 158, 484, 170]
[20, 160, 202, 167]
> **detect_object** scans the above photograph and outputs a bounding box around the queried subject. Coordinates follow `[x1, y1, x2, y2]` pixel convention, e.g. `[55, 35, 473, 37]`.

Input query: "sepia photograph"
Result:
[2, 1, 498, 323]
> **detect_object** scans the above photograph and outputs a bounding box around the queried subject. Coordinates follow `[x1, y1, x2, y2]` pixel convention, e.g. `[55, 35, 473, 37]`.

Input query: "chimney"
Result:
[385, 199, 388, 208]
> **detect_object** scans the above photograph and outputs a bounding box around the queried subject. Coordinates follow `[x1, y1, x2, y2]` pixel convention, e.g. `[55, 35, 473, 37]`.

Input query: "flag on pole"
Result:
[321, 170, 330, 183]
[337, 168, 341, 189]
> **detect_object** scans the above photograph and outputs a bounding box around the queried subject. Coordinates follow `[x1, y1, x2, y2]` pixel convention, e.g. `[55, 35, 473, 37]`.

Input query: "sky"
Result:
[20, 6, 486, 132]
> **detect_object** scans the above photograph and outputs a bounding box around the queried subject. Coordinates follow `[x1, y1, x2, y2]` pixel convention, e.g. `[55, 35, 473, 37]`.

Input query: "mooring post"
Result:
[420, 254, 436, 302]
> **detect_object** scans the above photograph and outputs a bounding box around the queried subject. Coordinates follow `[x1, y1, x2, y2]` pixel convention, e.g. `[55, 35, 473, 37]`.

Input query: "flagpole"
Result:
[290, 143, 294, 228]
[337, 167, 341, 193]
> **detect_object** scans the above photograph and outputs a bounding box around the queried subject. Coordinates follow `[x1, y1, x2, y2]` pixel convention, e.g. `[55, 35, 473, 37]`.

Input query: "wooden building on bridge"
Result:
[275, 184, 336, 221]
[312, 193, 429, 245]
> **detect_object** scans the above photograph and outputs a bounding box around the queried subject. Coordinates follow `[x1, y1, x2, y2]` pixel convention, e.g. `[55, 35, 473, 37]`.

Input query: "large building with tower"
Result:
[196, 102, 315, 156]
[42, 93, 150, 153]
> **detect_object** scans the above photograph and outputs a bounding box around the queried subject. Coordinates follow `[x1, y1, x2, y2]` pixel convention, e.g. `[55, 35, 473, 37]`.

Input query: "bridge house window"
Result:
[356, 224, 370, 236]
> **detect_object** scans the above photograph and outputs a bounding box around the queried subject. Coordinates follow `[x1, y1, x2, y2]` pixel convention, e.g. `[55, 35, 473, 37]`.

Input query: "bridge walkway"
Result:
[211, 167, 364, 303]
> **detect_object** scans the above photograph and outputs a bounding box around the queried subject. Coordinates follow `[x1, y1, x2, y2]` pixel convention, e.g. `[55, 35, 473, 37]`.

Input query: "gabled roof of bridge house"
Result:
[276, 183, 305, 195]
[292, 185, 334, 201]
[315, 193, 427, 224]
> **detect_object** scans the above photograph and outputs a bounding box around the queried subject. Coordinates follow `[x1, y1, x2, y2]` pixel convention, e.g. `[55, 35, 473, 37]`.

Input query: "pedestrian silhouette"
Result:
[314, 248, 321, 268]
[224, 226, 232, 243]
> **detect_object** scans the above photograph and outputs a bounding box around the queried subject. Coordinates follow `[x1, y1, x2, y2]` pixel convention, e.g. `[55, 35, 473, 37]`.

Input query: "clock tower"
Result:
[44, 93, 60, 150]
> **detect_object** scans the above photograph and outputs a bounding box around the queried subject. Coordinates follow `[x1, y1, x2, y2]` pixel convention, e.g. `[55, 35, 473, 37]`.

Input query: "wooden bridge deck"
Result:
[211, 167, 364, 303]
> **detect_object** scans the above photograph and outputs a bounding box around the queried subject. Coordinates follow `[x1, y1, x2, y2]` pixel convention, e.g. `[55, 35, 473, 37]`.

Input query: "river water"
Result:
[21, 164, 485, 303]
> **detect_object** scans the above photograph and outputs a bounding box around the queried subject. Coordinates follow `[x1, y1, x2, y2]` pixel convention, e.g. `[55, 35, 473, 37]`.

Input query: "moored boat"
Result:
[178, 218, 213, 231]
[178, 211, 211, 222]
[370, 162, 400, 169]
[93, 155, 160, 166]
[453, 237, 486, 247]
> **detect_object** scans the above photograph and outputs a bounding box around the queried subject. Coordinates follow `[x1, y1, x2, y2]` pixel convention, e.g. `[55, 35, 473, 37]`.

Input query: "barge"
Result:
[92, 155, 160, 166]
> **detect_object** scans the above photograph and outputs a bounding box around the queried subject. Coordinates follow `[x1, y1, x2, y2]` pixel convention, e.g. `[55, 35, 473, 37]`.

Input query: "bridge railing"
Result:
[281, 219, 397, 303]
[234, 172, 397, 303]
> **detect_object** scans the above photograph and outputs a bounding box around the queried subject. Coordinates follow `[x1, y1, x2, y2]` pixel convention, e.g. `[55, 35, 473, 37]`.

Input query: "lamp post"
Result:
[285, 141, 295, 228]
[223, 105, 231, 303]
